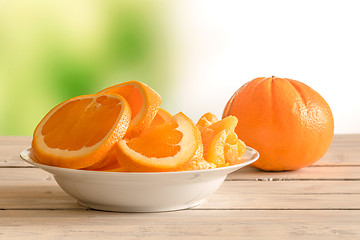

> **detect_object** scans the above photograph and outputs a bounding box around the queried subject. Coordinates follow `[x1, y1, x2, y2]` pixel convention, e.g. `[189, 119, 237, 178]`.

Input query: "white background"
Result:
[168, 0, 360, 134]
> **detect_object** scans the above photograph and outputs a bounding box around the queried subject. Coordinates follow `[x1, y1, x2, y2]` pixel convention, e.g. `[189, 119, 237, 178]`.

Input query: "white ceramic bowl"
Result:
[20, 147, 259, 212]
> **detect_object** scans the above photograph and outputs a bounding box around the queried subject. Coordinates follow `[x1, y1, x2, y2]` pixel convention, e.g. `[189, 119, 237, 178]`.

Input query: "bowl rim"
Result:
[20, 146, 259, 176]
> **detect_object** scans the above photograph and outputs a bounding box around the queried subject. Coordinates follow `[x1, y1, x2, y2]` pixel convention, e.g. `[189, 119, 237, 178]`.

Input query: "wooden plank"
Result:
[228, 166, 360, 181]
[0, 134, 359, 167]
[0, 210, 359, 240]
[0, 168, 80, 210]
[221, 180, 360, 195]
[1, 169, 360, 210]
[0, 136, 32, 167]
[0, 183, 80, 210]
[0, 168, 53, 182]
[2, 181, 360, 210]
[328, 134, 360, 143]
[315, 135, 360, 166]
[0, 136, 32, 146]
[198, 181, 360, 210]
[2, 169, 359, 195]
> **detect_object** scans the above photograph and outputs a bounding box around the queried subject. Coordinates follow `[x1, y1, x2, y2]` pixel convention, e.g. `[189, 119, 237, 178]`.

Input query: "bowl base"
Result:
[77, 200, 203, 213]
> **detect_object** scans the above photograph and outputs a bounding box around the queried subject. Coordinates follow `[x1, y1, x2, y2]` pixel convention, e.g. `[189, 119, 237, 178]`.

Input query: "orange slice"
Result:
[200, 116, 246, 167]
[115, 112, 203, 172]
[148, 108, 172, 128]
[91, 151, 129, 172]
[32, 94, 131, 169]
[98, 80, 161, 139]
[196, 112, 218, 131]
[84, 148, 122, 171]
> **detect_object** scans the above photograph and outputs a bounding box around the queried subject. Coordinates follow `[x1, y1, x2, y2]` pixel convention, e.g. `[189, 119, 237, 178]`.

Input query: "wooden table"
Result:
[0, 135, 359, 239]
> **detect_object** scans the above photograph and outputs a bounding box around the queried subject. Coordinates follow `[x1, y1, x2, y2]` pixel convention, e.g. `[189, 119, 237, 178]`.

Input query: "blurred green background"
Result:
[0, 0, 173, 135]
[2, 1, 358, 135]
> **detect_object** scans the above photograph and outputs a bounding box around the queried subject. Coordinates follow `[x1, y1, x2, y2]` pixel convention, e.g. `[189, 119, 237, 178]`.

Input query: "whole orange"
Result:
[223, 76, 334, 171]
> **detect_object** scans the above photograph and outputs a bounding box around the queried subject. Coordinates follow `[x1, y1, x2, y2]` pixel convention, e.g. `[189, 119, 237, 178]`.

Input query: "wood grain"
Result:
[0, 135, 360, 239]
[0, 210, 359, 240]
[0, 136, 31, 167]
[200, 181, 360, 210]
[1, 168, 360, 210]
[315, 135, 360, 166]
[228, 166, 360, 181]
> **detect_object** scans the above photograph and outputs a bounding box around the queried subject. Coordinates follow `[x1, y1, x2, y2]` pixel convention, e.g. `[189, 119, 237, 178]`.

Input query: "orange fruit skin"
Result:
[32, 94, 131, 169]
[223, 77, 334, 171]
[98, 80, 161, 139]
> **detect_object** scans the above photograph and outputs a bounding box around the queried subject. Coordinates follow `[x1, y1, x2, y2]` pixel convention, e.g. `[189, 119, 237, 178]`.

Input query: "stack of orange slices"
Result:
[31, 81, 246, 172]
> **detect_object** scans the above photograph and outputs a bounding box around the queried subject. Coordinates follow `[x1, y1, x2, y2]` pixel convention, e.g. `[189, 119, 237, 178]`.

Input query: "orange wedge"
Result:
[148, 108, 172, 128]
[196, 112, 218, 131]
[98, 80, 161, 139]
[203, 129, 228, 167]
[201, 115, 237, 154]
[32, 94, 131, 169]
[200, 115, 246, 167]
[224, 132, 246, 165]
[115, 112, 203, 172]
